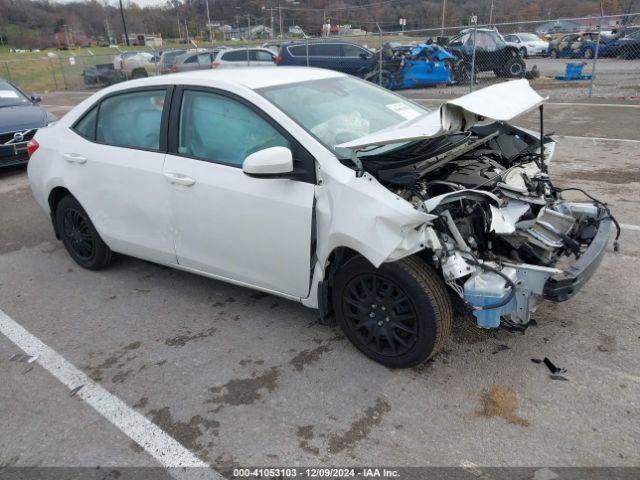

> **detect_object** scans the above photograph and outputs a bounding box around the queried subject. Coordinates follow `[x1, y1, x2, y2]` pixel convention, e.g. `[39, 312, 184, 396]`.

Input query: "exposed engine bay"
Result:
[355, 121, 619, 330]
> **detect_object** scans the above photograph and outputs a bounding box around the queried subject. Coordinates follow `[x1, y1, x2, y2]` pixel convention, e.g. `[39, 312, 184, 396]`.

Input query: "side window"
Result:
[73, 105, 98, 140]
[178, 90, 289, 166]
[221, 50, 248, 62]
[343, 44, 368, 57]
[251, 50, 275, 62]
[184, 55, 198, 64]
[288, 45, 306, 57]
[308, 43, 340, 56]
[96, 90, 166, 151]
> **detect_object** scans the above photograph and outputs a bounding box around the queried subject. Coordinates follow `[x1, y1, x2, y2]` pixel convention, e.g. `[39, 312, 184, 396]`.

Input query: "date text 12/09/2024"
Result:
[232, 468, 400, 478]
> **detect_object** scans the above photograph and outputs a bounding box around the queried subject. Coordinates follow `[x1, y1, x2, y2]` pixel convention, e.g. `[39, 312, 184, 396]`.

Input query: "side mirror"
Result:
[31, 94, 42, 103]
[359, 53, 369, 60]
[242, 146, 294, 178]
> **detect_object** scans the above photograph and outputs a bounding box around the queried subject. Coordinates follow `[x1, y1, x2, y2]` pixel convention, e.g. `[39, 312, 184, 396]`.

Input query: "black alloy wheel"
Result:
[55, 195, 113, 270]
[341, 273, 419, 358]
[62, 208, 94, 260]
[333, 255, 453, 368]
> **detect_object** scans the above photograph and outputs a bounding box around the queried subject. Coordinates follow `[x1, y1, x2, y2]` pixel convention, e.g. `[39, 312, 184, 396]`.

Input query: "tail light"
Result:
[275, 55, 283, 64]
[119, 59, 124, 70]
[170, 65, 178, 73]
[211, 61, 221, 69]
[27, 138, 39, 158]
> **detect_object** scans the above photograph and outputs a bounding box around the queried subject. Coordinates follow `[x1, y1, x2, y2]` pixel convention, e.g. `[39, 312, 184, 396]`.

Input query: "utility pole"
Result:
[205, 0, 212, 42]
[118, 0, 130, 46]
[177, 15, 182, 42]
[489, 0, 495, 26]
[440, 0, 446, 36]
[270, 7, 275, 39]
[278, 4, 283, 38]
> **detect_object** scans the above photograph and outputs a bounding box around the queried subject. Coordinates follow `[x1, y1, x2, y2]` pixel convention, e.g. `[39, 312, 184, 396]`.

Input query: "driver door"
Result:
[163, 88, 316, 297]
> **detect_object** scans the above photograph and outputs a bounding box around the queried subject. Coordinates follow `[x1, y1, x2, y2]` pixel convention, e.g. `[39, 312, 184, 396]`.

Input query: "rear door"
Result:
[310, 43, 343, 72]
[60, 87, 175, 264]
[162, 87, 316, 297]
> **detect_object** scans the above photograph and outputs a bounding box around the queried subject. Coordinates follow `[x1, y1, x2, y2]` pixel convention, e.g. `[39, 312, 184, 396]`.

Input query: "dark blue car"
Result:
[275, 41, 376, 76]
[0, 79, 56, 169]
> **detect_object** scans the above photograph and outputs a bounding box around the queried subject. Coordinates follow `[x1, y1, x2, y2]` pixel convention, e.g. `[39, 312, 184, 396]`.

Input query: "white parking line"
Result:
[0, 308, 222, 480]
[621, 224, 640, 232]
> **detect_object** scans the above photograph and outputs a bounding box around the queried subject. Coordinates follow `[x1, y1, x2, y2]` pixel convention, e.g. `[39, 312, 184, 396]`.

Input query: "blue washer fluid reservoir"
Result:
[463, 267, 518, 329]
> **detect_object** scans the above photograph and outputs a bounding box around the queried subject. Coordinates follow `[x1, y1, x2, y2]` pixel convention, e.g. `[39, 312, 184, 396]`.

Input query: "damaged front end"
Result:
[337, 80, 618, 330]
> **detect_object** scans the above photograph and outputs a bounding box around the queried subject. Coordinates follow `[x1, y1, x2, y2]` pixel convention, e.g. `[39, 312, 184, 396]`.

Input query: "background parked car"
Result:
[503, 33, 549, 57]
[119, 51, 160, 79]
[276, 41, 376, 76]
[0, 78, 56, 169]
[112, 51, 137, 72]
[170, 49, 219, 73]
[614, 29, 640, 59]
[158, 48, 186, 74]
[211, 48, 276, 69]
[547, 32, 619, 58]
[442, 29, 526, 78]
[82, 63, 122, 86]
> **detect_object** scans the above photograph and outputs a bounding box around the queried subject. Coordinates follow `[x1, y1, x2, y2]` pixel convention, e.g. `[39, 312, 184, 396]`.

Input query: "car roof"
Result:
[103, 66, 344, 91]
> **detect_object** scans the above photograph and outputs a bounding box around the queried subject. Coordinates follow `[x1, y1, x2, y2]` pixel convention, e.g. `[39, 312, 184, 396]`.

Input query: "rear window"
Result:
[73, 105, 98, 140]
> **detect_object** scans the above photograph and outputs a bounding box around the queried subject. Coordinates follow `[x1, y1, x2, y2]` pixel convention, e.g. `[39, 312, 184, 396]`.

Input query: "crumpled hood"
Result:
[337, 79, 547, 150]
[0, 104, 51, 134]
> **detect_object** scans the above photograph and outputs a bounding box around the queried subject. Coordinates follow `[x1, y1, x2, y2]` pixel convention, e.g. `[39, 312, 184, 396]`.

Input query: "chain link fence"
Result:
[3, 13, 639, 101]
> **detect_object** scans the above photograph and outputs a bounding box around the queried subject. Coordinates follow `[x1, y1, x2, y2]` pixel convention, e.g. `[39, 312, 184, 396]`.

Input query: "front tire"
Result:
[502, 57, 526, 78]
[333, 255, 452, 368]
[55, 196, 113, 270]
[519, 47, 528, 58]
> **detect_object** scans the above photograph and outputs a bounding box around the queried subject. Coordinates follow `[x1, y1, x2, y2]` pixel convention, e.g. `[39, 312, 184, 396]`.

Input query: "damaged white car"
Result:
[27, 68, 618, 367]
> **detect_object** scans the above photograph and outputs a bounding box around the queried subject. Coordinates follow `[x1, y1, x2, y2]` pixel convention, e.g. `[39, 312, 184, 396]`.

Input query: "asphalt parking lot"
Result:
[1, 88, 639, 477]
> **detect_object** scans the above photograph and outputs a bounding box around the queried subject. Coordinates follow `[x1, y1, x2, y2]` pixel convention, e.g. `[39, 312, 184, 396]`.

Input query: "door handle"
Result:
[164, 172, 196, 186]
[63, 153, 87, 164]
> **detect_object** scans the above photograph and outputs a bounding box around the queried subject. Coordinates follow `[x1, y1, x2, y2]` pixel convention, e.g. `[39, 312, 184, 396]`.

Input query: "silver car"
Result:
[169, 50, 219, 73]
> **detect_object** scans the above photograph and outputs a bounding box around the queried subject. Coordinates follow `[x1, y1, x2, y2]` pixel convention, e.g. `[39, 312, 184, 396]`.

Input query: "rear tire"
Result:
[131, 68, 148, 79]
[55, 196, 113, 270]
[333, 255, 452, 368]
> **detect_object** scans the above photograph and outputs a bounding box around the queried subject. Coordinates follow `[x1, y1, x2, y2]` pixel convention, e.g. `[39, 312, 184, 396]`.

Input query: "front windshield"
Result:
[0, 80, 30, 108]
[258, 76, 429, 159]
[519, 33, 541, 42]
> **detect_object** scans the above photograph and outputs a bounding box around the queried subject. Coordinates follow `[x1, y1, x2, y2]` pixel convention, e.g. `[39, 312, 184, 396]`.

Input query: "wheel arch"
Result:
[316, 246, 438, 324]
[47, 186, 73, 238]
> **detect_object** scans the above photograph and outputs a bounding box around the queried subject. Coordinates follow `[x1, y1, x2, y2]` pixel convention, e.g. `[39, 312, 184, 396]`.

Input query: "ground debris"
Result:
[479, 385, 529, 426]
[491, 344, 510, 354]
[543, 357, 567, 374]
[69, 385, 84, 397]
[9, 353, 37, 363]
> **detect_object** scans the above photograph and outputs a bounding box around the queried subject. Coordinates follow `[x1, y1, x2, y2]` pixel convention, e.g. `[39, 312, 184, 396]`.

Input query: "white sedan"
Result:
[504, 33, 549, 57]
[27, 68, 613, 367]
